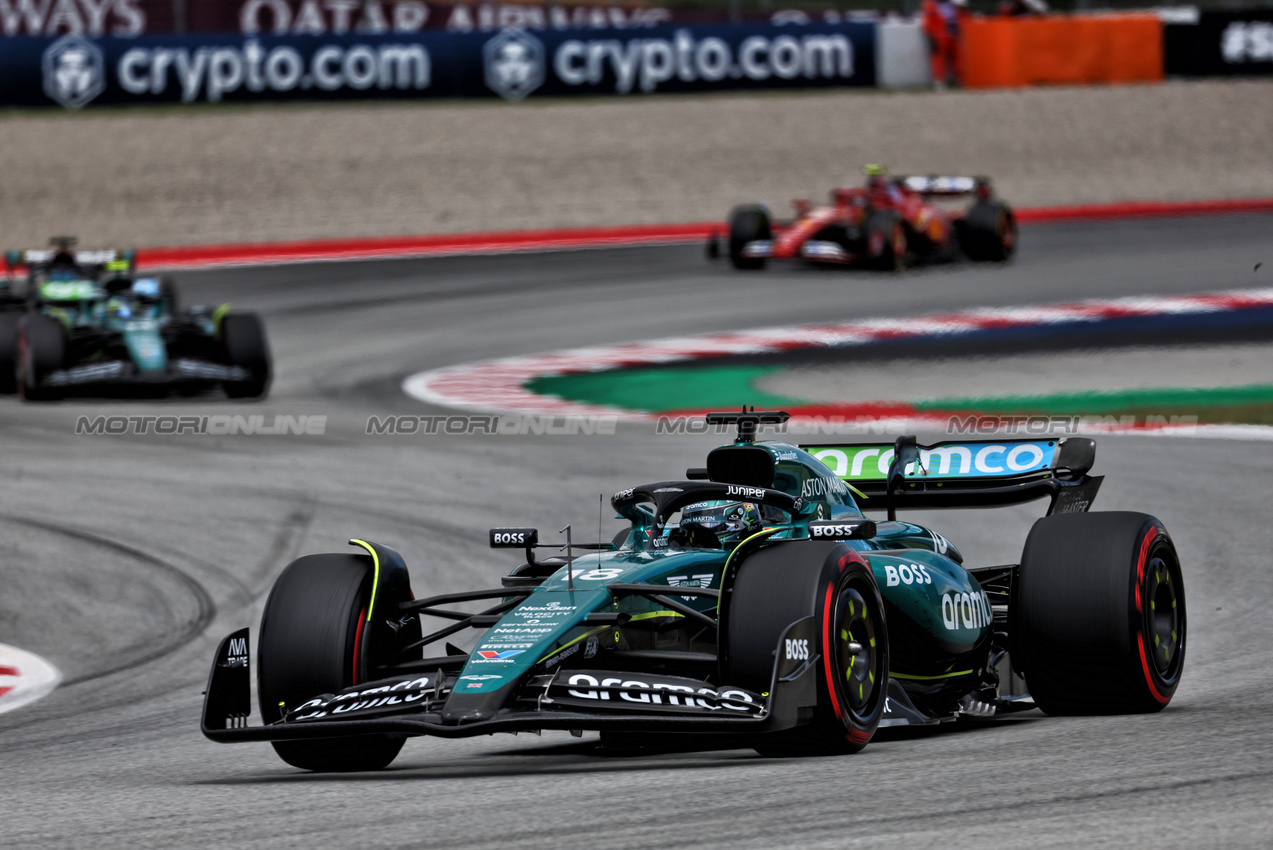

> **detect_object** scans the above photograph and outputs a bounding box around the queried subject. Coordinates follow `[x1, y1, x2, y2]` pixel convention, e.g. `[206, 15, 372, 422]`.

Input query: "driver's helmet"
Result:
[679, 500, 764, 542]
[48, 267, 81, 281]
[105, 296, 133, 319]
[863, 163, 890, 191]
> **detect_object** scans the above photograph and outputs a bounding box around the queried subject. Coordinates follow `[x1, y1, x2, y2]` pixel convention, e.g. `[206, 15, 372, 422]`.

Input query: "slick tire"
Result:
[960, 200, 1017, 262]
[17, 314, 65, 402]
[258, 553, 406, 772]
[221, 311, 272, 399]
[1012, 512, 1185, 715]
[725, 541, 888, 756]
[161, 277, 180, 313]
[0, 312, 18, 394]
[864, 211, 909, 272]
[728, 204, 771, 270]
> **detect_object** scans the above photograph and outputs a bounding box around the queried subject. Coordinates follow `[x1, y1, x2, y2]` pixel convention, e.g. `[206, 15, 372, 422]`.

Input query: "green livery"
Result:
[0, 238, 270, 400]
[202, 410, 1186, 772]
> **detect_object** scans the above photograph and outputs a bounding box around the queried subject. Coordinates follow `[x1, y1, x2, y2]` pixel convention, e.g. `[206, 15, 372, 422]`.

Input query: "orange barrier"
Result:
[962, 14, 1163, 88]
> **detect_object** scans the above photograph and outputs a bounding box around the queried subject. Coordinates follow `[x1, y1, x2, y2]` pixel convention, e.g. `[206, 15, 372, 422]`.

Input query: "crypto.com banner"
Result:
[1, 22, 874, 108]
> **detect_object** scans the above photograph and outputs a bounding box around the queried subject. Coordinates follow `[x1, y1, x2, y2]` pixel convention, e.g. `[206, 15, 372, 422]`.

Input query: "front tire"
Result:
[17, 314, 66, 401]
[258, 553, 406, 771]
[221, 311, 272, 399]
[0, 313, 18, 394]
[726, 541, 888, 756]
[864, 210, 909, 271]
[1012, 512, 1185, 715]
[727, 204, 771, 270]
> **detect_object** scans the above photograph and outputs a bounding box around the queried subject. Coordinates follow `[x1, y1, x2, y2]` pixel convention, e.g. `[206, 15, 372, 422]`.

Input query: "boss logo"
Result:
[784, 638, 809, 660]
[808, 520, 875, 540]
[884, 563, 933, 586]
[490, 528, 538, 548]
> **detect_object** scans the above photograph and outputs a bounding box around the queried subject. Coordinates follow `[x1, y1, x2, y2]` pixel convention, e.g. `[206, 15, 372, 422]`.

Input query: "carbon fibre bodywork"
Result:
[202, 423, 1109, 754]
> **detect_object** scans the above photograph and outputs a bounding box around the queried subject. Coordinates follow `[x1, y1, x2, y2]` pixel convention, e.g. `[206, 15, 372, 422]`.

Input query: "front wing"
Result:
[202, 617, 821, 743]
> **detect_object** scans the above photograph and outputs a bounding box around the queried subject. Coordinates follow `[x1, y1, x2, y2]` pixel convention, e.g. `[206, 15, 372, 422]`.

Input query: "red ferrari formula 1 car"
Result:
[709, 167, 1017, 271]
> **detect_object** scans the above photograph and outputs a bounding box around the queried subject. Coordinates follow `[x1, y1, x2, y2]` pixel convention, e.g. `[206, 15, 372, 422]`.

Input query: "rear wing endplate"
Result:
[800, 437, 1101, 514]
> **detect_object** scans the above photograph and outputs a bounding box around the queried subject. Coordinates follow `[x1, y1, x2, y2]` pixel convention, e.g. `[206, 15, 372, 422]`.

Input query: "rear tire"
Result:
[0, 313, 18, 394]
[726, 541, 888, 756]
[17, 314, 65, 401]
[728, 204, 771, 270]
[1012, 512, 1185, 715]
[221, 312, 271, 399]
[258, 553, 406, 772]
[961, 200, 1016, 262]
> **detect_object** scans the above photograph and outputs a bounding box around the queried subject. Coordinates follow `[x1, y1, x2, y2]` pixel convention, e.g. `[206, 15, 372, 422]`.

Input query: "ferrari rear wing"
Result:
[900, 175, 991, 198]
[800, 436, 1101, 514]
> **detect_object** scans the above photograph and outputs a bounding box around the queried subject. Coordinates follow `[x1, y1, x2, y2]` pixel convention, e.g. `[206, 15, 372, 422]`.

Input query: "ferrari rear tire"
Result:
[221, 311, 272, 399]
[17, 314, 65, 401]
[1012, 512, 1185, 715]
[0, 312, 18, 394]
[726, 541, 888, 756]
[258, 553, 406, 772]
[961, 200, 1016, 262]
[727, 204, 771, 270]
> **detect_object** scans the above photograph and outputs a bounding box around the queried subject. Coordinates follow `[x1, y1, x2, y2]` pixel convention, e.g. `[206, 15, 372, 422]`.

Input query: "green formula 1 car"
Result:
[0, 238, 270, 400]
[202, 410, 1185, 771]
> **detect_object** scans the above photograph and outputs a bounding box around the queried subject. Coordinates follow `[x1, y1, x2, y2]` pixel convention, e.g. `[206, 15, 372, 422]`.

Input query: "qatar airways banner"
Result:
[0, 23, 874, 108]
[0, 0, 860, 37]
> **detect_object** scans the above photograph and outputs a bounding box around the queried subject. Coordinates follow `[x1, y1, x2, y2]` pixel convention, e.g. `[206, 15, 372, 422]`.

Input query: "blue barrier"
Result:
[1, 23, 876, 108]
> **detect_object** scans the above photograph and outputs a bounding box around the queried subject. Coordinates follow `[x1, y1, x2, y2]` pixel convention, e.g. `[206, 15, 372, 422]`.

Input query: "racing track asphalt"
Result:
[1, 214, 1271, 849]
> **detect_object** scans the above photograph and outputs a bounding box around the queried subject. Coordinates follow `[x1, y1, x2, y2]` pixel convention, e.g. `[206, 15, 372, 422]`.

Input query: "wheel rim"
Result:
[1144, 555, 1181, 676]
[835, 585, 879, 714]
[890, 223, 906, 264]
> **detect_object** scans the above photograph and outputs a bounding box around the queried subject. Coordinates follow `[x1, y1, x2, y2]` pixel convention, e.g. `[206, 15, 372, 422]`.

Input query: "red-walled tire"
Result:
[258, 553, 405, 771]
[726, 541, 888, 756]
[1012, 512, 1185, 714]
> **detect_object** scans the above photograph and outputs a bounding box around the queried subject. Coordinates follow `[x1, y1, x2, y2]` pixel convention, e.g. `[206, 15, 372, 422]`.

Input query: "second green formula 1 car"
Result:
[0, 238, 270, 400]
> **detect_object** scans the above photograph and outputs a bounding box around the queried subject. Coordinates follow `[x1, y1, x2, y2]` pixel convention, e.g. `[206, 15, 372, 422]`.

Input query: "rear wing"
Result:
[5, 248, 132, 273]
[800, 437, 1100, 515]
[899, 175, 991, 198]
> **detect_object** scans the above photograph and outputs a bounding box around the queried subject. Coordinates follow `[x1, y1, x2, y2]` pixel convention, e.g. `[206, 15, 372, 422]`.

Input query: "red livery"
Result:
[710, 167, 1017, 271]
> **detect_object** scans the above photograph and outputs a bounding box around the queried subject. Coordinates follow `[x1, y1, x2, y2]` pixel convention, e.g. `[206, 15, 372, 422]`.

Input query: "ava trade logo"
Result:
[477, 649, 525, 660]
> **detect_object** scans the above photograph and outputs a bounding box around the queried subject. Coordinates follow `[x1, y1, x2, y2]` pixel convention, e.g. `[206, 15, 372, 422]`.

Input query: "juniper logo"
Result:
[484, 28, 544, 100]
[43, 34, 106, 109]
